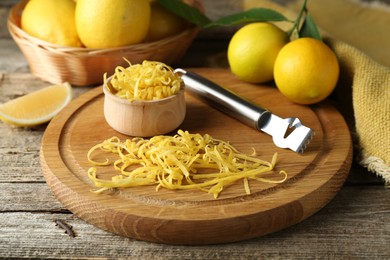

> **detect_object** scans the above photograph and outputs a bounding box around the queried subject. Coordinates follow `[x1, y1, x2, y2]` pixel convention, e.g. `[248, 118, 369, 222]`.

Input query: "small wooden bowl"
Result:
[103, 81, 186, 137]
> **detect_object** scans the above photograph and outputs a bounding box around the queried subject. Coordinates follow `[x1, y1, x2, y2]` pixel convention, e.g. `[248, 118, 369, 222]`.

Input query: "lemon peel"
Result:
[105, 60, 183, 101]
[87, 130, 287, 198]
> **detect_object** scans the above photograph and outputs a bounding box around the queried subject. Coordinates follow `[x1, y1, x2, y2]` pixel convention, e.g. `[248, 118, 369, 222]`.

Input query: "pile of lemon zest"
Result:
[86, 130, 288, 198]
[105, 60, 183, 101]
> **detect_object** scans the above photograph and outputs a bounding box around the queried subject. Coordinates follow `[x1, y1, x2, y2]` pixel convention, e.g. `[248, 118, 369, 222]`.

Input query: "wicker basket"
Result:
[7, 0, 201, 86]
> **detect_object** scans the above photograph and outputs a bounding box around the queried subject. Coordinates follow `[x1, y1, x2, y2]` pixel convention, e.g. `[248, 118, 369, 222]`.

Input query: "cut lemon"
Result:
[0, 82, 72, 127]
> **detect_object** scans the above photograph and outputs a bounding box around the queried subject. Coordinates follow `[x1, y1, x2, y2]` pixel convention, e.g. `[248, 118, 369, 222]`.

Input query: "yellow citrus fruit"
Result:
[21, 0, 82, 47]
[145, 2, 189, 42]
[227, 22, 289, 83]
[75, 0, 151, 48]
[0, 83, 72, 127]
[273, 38, 339, 105]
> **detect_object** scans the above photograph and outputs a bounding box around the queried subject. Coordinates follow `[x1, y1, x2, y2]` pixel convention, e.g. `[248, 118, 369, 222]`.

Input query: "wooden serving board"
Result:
[40, 68, 352, 245]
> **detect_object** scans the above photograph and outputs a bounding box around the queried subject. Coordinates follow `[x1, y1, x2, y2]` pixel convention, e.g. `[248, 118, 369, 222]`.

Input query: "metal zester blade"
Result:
[175, 69, 314, 153]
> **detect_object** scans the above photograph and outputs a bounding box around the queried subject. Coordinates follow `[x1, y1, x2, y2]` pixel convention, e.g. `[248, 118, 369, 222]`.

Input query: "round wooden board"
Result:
[40, 68, 352, 245]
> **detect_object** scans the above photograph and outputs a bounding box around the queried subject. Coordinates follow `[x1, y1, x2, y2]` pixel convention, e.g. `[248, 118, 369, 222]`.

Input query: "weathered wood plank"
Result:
[0, 185, 389, 259]
[0, 39, 28, 73]
[0, 183, 65, 212]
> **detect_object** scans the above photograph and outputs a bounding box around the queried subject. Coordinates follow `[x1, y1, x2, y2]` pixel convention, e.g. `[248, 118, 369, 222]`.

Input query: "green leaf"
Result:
[204, 8, 291, 28]
[299, 13, 322, 40]
[156, 0, 211, 27]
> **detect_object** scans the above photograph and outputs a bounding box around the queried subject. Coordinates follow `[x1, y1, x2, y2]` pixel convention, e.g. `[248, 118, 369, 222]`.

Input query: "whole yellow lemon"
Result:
[145, 2, 189, 42]
[21, 0, 82, 47]
[75, 0, 151, 48]
[273, 38, 339, 105]
[227, 22, 289, 84]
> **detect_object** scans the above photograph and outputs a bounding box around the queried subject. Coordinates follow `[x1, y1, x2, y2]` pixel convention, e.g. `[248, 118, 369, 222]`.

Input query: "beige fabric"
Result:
[327, 38, 390, 183]
[243, 0, 390, 184]
[306, 0, 390, 68]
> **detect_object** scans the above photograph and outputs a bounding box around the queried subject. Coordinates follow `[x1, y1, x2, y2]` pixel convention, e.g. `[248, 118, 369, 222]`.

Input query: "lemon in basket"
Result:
[75, 0, 151, 48]
[21, 0, 82, 47]
[0, 83, 72, 127]
[145, 2, 189, 42]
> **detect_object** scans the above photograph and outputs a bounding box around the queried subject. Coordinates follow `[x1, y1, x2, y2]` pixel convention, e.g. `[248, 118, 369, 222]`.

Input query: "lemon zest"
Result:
[105, 60, 182, 101]
[87, 130, 287, 198]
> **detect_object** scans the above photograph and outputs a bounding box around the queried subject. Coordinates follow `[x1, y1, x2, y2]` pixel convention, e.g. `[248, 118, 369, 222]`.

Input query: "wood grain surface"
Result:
[40, 68, 352, 245]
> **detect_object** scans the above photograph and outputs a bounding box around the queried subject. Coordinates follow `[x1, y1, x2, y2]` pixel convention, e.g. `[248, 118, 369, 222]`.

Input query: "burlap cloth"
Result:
[242, 0, 390, 184]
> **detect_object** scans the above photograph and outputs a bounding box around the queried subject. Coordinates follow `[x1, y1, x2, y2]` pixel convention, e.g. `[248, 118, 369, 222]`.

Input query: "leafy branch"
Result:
[156, 0, 321, 40]
[203, 8, 292, 28]
[288, 0, 321, 39]
[156, 0, 211, 27]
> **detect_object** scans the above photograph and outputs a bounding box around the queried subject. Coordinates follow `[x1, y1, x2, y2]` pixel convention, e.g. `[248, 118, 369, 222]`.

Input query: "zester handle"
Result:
[175, 69, 271, 130]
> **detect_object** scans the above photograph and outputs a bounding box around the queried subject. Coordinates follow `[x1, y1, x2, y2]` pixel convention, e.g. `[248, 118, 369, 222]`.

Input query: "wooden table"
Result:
[1, 1, 389, 258]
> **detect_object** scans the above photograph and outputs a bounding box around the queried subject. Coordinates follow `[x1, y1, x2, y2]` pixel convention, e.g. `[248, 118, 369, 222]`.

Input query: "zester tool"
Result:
[174, 69, 314, 154]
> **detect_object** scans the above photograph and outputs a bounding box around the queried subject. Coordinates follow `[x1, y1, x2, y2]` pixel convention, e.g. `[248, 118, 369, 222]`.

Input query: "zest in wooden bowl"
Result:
[103, 81, 186, 137]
